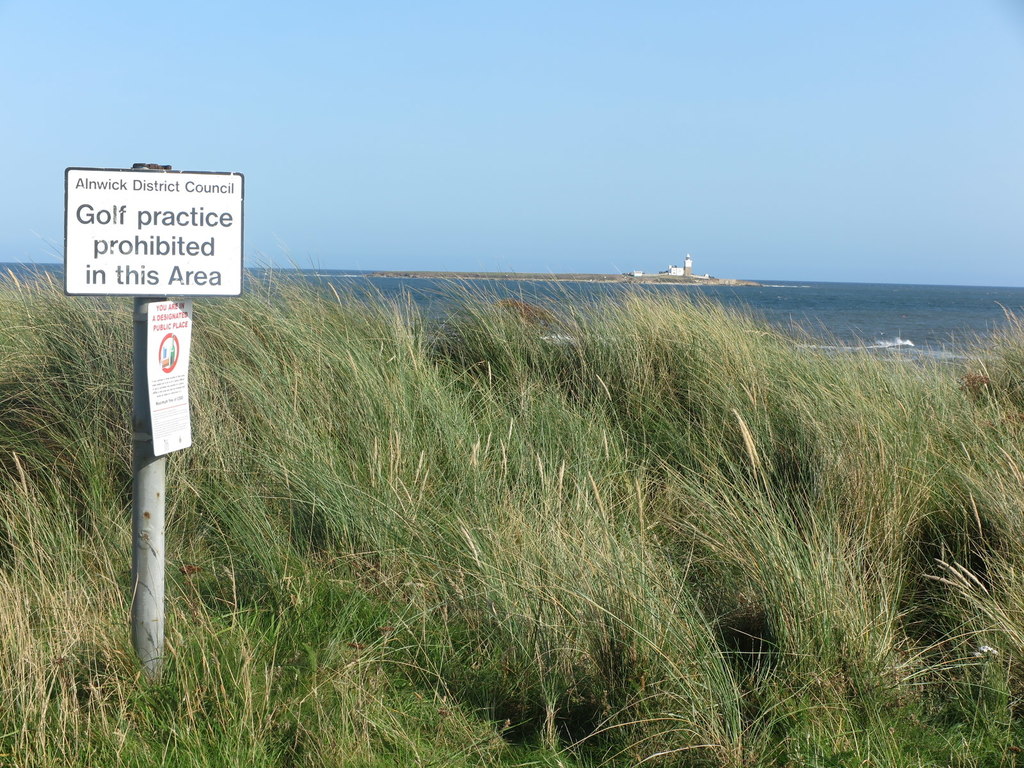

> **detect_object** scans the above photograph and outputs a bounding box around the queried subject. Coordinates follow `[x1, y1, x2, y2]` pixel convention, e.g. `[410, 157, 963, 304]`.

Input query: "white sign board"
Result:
[65, 167, 243, 296]
[147, 300, 193, 455]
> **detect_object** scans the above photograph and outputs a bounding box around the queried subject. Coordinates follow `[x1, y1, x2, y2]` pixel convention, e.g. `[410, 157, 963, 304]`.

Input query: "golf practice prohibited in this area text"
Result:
[64, 167, 244, 297]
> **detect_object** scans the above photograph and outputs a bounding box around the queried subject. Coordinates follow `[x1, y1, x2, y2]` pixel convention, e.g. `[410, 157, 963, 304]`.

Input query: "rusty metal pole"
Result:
[131, 294, 168, 679]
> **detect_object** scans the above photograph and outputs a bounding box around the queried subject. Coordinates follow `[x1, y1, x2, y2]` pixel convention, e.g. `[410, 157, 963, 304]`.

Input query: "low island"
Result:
[368, 269, 760, 286]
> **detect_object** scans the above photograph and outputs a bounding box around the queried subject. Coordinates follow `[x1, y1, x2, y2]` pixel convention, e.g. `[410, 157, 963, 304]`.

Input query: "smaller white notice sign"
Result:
[147, 300, 193, 456]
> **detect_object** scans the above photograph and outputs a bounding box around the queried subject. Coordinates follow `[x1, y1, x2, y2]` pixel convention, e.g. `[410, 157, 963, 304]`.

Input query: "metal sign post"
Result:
[131, 295, 167, 679]
[64, 162, 244, 680]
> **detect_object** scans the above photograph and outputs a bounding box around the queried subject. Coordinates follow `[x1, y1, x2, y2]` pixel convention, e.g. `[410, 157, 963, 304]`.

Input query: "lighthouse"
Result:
[683, 254, 693, 277]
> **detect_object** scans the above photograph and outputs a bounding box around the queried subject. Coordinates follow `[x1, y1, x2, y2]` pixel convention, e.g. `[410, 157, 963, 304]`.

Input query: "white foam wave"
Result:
[800, 337, 916, 353]
[863, 337, 915, 350]
[541, 334, 577, 346]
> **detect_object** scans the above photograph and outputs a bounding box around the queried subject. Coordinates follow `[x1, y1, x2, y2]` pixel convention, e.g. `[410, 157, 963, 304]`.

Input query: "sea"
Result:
[6, 263, 1024, 361]
[265, 269, 1024, 361]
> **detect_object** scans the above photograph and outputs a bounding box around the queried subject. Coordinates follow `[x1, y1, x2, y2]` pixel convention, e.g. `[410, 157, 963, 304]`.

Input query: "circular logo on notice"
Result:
[159, 333, 180, 373]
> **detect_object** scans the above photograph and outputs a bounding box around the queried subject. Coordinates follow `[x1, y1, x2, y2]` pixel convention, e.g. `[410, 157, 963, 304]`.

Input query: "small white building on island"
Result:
[665, 254, 694, 277]
[627, 254, 716, 279]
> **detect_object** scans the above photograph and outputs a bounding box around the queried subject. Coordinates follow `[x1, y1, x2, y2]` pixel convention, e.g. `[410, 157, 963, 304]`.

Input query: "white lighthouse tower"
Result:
[683, 254, 693, 277]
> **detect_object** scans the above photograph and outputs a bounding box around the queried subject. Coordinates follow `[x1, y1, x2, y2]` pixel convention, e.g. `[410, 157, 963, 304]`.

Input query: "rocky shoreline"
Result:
[369, 270, 760, 286]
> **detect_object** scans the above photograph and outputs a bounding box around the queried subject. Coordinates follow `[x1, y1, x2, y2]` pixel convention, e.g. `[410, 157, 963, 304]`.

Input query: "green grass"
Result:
[2, 271, 1024, 766]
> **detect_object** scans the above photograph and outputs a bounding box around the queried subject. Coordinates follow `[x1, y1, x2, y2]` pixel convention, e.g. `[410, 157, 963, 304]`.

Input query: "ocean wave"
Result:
[801, 337, 914, 351]
[863, 337, 915, 349]
[795, 338, 965, 361]
[541, 334, 577, 346]
[800, 337, 919, 354]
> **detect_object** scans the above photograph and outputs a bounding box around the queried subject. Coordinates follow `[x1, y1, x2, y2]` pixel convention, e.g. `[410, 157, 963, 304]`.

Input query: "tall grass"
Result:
[1, 272, 1023, 766]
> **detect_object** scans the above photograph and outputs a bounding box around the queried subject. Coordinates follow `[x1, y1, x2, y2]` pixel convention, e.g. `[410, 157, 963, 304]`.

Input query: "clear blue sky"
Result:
[2, 1, 1022, 285]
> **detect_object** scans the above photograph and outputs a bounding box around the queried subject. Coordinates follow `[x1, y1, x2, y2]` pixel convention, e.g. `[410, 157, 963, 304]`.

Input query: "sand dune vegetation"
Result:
[1, 272, 1023, 766]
